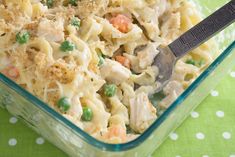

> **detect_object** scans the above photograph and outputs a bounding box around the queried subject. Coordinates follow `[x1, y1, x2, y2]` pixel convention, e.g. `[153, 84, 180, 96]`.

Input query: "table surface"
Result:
[1, 67, 235, 157]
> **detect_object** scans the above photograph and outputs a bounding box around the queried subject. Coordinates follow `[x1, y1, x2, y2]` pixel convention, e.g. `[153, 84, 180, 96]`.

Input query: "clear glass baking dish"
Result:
[0, 0, 234, 157]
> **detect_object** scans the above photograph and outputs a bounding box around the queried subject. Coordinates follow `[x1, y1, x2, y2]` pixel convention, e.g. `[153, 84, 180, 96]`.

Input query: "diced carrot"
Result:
[104, 125, 127, 141]
[115, 55, 131, 69]
[1, 65, 19, 80]
[109, 14, 132, 33]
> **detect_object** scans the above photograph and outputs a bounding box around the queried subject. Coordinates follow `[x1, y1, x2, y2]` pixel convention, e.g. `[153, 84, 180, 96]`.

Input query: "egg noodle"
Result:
[0, 0, 214, 143]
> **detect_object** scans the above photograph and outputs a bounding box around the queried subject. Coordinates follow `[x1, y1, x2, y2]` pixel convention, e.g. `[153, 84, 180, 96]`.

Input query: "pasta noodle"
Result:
[0, 0, 214, 143]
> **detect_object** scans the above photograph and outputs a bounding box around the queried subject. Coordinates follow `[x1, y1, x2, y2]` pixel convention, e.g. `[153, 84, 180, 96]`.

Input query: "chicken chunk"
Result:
[130, 92, 157, 133]
[100, 59, 131, 85]
[159, 80, 184, 109]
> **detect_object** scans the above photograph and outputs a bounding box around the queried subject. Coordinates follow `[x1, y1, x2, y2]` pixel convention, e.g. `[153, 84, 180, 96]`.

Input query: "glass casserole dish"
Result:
[0, 0, 235, 157]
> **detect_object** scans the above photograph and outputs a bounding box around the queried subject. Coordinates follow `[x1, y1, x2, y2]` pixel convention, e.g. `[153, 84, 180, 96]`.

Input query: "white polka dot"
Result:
[9, 117, 18, 124]
[211, 90, 219, 97]
[191, 111, 199, 118]
[202, 155, 209, 157]
[216, 111, 225, 118]
[223, 132, 231, 140]
[196, 132, 205, 140]
[230, 71, 235, 78]
[176, 155, 181, 157]
[8, 138, 17, 146]
[229, 155, 235, 157]
[169, 133, 178, 141]
[36, 137, 45, 145]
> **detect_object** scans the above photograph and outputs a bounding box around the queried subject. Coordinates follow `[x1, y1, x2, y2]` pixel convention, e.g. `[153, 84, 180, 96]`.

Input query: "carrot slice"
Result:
[2, 66, 19, 79]
[115, 55, 131, 69]
[109, 14, 132, 33]
[105, 125, 127, 141]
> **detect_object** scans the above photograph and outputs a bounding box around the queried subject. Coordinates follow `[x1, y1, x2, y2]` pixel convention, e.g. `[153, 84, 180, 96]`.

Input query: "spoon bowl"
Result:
[153, 46, 176, 92]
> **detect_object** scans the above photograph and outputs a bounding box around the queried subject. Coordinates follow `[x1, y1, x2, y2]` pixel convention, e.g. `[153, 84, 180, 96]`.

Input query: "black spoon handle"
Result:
[169, 0, 235, 58]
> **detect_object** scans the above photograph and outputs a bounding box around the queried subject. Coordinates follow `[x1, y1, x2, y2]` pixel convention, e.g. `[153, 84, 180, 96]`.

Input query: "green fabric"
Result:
[1, 68, 235, 157]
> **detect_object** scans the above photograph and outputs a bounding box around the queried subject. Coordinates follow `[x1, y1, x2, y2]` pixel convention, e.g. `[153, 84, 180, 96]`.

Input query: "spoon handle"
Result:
[169, 0, 235, 58]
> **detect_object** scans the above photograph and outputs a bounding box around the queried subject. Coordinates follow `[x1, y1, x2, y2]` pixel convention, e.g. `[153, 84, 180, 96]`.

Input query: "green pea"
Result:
[60, 40, 76, 52]
[98, 55, 105, 66]
[57, 97, 71, 112]
[186, 59, 205, 67]
[82, 107, 93, 121]
[104, 84, 117, 97]
[46, 0, 54, 8]
[16, 31, 30, 44]
[69, 0, 78, 6]
[70, 17, 81, 29]
[185, 59, 196, 66]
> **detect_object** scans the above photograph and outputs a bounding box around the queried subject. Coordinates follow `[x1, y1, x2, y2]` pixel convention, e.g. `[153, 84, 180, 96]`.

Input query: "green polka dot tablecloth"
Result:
[1, 68, 235, 157]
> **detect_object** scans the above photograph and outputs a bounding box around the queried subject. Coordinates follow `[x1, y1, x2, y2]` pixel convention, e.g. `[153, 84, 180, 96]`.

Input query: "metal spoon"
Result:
[154, 0, 235, 92]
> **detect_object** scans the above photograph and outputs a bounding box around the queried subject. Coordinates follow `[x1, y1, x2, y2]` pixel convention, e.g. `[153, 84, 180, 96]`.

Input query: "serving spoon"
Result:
[154, 0, 235, 92]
